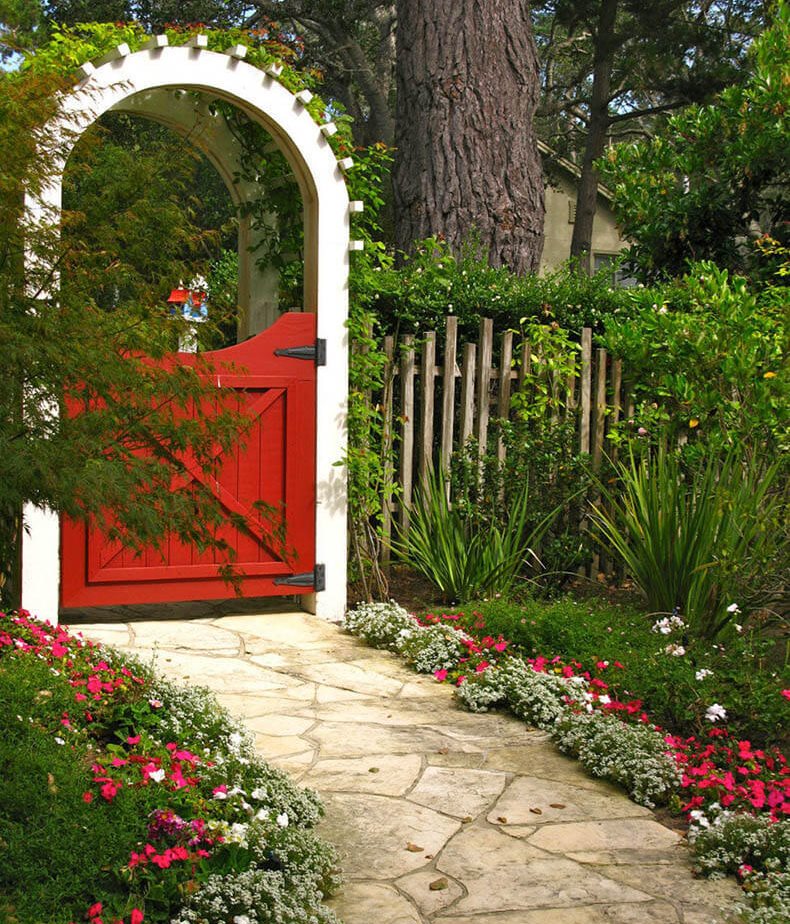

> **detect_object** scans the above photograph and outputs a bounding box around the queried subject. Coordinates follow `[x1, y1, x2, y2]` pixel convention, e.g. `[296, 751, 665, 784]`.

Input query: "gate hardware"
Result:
[274, 563, 325, 592]
[274, 339, 326, 366]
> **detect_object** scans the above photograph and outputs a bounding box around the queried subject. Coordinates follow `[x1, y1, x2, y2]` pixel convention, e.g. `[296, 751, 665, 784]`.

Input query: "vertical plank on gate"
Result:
[440, 317, 458, 475]
[610, 359, 623, 463]
[475, 318, 493, 455]
[419, 330, 436, 488]
[497, 330, 514, 464]
[579, 328, 592, 455]
[380, 335, 395, 569]
[399, 335, 416, 536]
[459, 342, 476, 449]
[592, 348, 607, 471]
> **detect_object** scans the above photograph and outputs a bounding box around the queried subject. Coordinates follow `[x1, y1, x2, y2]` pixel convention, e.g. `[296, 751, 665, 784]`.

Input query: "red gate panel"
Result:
[60, 313, 317, 609]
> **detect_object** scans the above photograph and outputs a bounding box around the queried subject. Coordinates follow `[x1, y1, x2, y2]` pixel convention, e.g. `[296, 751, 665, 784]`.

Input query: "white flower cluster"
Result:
[148, 677, 255, 760]
[553, 712, 682, 808]
[691, 812, 790, 877]
[690, 812, 790, 922]
[652, 613, 685, 635]
[171, 867, 342, 924]
[343, 601, 415, 651]
[457, 658, 583, 730]
[344, 602, 477, 674]
[396, 623, 470, 673]
[705, 703, 727, 723]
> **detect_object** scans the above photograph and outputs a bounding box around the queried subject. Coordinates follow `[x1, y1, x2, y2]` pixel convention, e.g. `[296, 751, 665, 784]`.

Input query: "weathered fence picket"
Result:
[372, 317, 637, 579]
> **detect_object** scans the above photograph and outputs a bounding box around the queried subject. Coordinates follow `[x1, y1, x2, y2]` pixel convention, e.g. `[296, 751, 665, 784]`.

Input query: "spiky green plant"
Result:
[394, 466, 557, 604]
[591, 447, 787, 639]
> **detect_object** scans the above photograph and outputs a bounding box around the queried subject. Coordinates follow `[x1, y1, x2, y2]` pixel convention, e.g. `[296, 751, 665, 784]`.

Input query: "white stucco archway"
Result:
[22, 39, 359, 622]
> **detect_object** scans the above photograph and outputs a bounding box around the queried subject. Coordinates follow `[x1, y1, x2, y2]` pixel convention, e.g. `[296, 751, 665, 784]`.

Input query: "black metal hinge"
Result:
[274, 339, 326, 366]
[274, 563, 325, 592]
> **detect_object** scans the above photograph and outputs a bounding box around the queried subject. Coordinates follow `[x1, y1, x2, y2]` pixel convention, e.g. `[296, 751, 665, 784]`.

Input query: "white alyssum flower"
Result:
[705, 703, 727, 723]
[233, 916, 251, 924]
[598, 694, 612, 705]
[695, 668, 713, 681]
[228, 731, 243, 751]
[276, 812, 289, 828]
[250, 786, 267, 801]
[254, 808, 269, 821]
[727, 603, 741, 614]
[54, 736, 65, 745]
[148, 768, 166, 783]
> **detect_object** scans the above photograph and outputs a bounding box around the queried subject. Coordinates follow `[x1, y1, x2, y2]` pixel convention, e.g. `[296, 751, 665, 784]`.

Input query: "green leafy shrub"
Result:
[597, 4, 790, 284]
[603, 263, 788, 455]
[354, 237, 650, 341]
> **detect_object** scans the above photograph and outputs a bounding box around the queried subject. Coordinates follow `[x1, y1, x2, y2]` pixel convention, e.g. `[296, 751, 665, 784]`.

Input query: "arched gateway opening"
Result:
[21, 39, 357, 623]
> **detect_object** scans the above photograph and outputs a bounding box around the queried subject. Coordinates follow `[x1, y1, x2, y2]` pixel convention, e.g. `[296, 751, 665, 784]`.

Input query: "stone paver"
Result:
[73, 606, 741, 924]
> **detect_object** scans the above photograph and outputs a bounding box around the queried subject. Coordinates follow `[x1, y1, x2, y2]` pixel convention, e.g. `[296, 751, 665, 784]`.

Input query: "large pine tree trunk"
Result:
[394, 0, 545, 274]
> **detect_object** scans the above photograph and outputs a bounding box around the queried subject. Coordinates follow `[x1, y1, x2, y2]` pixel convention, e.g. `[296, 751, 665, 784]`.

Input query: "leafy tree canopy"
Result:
[597, 1, 789, 282]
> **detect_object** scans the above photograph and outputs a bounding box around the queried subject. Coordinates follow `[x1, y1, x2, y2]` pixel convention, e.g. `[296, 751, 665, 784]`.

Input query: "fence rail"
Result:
[366, 316, 636, 579]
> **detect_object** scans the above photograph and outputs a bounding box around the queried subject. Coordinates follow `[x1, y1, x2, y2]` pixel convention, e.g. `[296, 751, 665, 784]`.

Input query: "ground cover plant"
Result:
[343, 599, 790, 922]
[0, 611, 340, 924]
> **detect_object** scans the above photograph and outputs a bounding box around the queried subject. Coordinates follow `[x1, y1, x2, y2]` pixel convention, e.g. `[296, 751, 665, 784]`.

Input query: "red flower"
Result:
[86, 902, 102, 918]
[130, 911, 144, 924]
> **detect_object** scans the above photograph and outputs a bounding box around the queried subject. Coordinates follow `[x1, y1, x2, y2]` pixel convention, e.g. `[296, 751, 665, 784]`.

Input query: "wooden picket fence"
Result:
[370, 316, 635, 578]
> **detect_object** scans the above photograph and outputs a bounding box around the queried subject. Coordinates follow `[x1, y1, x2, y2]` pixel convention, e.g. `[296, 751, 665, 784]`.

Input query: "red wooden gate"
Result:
[60, 313, 318, 609]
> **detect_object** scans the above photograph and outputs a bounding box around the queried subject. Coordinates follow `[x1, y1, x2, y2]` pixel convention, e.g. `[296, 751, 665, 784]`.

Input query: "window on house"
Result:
[593, 252, 637, 288]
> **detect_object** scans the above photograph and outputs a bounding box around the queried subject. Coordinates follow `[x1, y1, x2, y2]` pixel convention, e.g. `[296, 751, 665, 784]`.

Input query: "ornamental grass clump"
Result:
[591, 446, 787, 640]
[393, 466, 547, 603]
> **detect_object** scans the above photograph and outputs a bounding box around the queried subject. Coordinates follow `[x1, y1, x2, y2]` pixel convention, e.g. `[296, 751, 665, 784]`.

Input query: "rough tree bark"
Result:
[394, 0, 545, 274]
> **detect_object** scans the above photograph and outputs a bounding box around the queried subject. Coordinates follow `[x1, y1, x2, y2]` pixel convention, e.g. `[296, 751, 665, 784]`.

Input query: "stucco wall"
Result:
[539, 172, 627, 273]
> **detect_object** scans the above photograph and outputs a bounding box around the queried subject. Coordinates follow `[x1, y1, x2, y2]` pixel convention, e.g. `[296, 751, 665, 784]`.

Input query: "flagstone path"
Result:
[72, 603, 741, 924]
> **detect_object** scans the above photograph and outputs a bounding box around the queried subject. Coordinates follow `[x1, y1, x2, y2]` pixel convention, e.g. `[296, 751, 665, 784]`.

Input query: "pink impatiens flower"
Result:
[434, 669, 448, 682]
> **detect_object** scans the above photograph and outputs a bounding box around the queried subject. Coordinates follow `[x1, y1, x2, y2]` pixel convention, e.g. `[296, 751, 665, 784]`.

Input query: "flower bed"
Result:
[0, 611, 341, 924]
[344, 600, 790, 923]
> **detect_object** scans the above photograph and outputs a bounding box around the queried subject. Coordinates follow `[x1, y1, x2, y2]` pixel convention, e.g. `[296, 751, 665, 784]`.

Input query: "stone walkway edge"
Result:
[74, 606, 741, 924]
